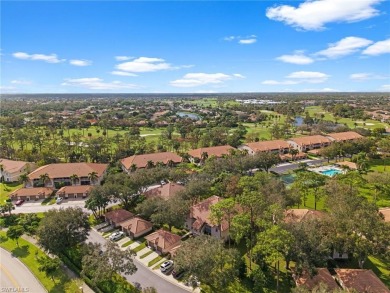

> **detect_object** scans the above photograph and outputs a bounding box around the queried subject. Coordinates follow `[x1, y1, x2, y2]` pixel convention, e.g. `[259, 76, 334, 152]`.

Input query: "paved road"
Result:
[0, 248, 46, 293]
[87, 230, 188, 293]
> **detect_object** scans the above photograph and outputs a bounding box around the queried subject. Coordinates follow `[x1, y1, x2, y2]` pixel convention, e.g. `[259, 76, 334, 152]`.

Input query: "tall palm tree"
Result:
[88, 171, 98, 185]
[167, 159, 175, 168]
[200, 151, 208, 162]
[146, 160, 155, 169]
[69, 174, 79, 185]
[130, 164, 137, 172]
[19, 173, 30, 187]
[39, 173, 50, 187]
[289, 149, 299, 161]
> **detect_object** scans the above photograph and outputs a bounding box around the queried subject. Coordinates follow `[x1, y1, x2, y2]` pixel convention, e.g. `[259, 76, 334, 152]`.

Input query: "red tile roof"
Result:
[379, 208, 390, 222]
[28, 163, 108, 180]
[335, 269, 390, 293]
[284, 209, 325, 223]
[190, 196, 229, 231]
[244, 140, 290, 152]
[145, 229, 181, 251]
[104, 209, 134, 224]
[119, 217, 153, 235]
[10, 187, 54, 198]
[296, 268, 339, 291]
[327, 131, 363, 141]
[187, 145, 235, 159]
[143, 183, 185, 200]
[0, 158, 33, 173]
[121, 152, 182, 169]
[56, 185, 93, 195]
[289, 135, 332, 146]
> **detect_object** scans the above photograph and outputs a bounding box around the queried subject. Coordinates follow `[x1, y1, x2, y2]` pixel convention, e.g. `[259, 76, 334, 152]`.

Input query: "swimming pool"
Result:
[320, 169, 342, 177]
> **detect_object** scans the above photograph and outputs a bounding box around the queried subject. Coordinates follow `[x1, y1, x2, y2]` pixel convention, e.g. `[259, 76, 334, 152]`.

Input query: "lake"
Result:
[177, 112, 202, 120]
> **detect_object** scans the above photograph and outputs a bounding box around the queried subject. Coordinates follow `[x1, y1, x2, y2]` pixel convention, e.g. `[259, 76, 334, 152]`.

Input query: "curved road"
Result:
[0, 248, 46, 293]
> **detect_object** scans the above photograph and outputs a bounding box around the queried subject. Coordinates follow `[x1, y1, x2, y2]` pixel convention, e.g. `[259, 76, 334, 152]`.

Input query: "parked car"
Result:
[160, 260, 174, 273]
[172, 269, 185, 279]
[109, 231, 125, 241]
[56, 197, 63, 204]
[15, 199, 25, 206]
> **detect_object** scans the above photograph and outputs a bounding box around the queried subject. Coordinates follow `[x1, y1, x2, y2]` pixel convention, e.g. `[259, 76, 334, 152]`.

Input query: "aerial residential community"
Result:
[1, 1, 390, 293]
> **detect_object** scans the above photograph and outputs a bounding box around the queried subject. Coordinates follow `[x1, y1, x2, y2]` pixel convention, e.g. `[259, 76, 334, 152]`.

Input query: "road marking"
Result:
[0, 261, 21, 289]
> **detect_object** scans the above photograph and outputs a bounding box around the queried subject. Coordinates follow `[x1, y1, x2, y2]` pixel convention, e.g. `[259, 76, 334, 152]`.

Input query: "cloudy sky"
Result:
[1, 0, 389, 93]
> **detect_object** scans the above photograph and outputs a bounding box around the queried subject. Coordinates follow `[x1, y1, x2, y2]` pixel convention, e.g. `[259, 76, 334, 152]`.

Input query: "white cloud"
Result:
[378, 84, 390, 91]
[115, 56, 134, 61]
[116, 57, 174, 73]
[233, 73, 246, 79]
[276, 53, 314, 64]
[0, 86, 16, 92]
[61, 78, 137, 90]
[362, 38, 390, 55]
[224, 36, 236, 41]
[10, 80, 31, 85]
[301, 88, 339, 92]
[350, 72, 388, 81]
[170, 73, 242, 88]
[12, 52, 65, 63]
[239, 39, 257, 45]
[316, 37, 373, 58]
[266, 0, 382, 31]
[110, 71, 138, 77]
[261, 80, 299, 85]
[286, 71, 330, 83]
[69, 59, 92, 66]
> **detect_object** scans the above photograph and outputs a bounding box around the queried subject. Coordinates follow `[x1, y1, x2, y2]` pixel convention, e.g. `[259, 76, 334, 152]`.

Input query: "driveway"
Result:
[0, 248, 46, 293]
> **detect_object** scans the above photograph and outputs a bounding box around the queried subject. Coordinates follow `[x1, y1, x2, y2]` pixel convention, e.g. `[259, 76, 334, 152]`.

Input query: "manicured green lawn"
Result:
[121, 240, 134, 248]
[368, 158, 390, 173]
[150, 257, 164, 268]
[132, 242, 146, 253]
[367, 256, 390, 288]
[140, 250, 154, 259]
[0, 182, 23, 203]
[0, 231, 80, 293]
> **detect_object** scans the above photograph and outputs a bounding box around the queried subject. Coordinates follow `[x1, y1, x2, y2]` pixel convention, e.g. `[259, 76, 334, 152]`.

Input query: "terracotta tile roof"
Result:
[0, 158, 33, 173]
[190, 196, 229, 231]
[145, 229, 181, 250]
[336, 161, 358, 170]
[244, 140, 290, 152]
[119, 217, 153, 234]
[56, 185, 93, 195]
[10, 187, 54, 198]
[143, 183, 185, 200]
[121, 152, 182, 169]
[28, 163, 108, 180]
[327, 131, 363, 141]
[296, 268, 339, 291]
[335, 269, 390, 293]
[104, 209, 134, 224]
[289, 135, 332, 146]
[284, 209, 325, 223]
[187, 145, 235, 159]
[379, 208, 390, 222]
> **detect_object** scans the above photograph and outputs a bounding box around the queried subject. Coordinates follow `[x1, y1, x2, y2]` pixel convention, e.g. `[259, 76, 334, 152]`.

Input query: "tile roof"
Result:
[121, 152, 182, 169]
[284, 209, 325, 223]
[289, 135, 332, 146]
[187, 145, 235, 159]
[10, 187, 54, 198]
[379, 208, 390, 222]
[119, 217, 153, 234]
[244, 140, 290, 152]
[327, 131, 363, 141]
[336, 161, 358, 170]
[335, 269, 390, 293]
[145, 229, 181, 250]
[28, 163, 108, 180]
[143, 183, 185, 200]
[56, 185, 93, 195]
[190, 196, 229, 231]
[104, 209, 134, 224]
[296, 268, 339, 291]
[0, 159, 32, 173]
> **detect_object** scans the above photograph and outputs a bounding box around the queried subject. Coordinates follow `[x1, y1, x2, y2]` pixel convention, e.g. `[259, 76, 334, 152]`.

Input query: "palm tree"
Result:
[200, 151, 208, 163]
[69, 174, 79, 186]
[289, 149, 299, 161]
[39, 173, 50, 187]
[0, 164, 4, 183]
[146, 160, 155, 169]
[88, 171, 98, 185]
[130, 164, 137, 172]
[19, 173, 30, 187]
[167, 159, 175, 168]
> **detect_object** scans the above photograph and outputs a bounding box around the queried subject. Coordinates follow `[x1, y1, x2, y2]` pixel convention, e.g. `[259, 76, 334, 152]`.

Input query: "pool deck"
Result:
[308, 165, 345, 176]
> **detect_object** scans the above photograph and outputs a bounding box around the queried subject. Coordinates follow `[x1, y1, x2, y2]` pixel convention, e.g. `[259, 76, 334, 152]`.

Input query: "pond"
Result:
[177, 112, 202, 120]
[294, 116, 303, 126]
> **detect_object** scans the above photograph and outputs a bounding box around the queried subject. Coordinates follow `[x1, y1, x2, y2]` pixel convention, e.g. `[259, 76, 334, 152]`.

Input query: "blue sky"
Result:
[1, 0, 390, 93]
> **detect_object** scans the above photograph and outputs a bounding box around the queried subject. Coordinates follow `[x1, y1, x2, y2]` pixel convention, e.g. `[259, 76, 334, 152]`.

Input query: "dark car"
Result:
[15, 199, 25, 206]
[172, 269, 185, 279]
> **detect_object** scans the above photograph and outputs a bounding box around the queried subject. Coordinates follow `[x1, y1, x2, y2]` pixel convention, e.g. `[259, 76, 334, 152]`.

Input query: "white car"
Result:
[109, 231, 125, 241]
[160, 260, 174, 273]
[56, 197, 63, 204]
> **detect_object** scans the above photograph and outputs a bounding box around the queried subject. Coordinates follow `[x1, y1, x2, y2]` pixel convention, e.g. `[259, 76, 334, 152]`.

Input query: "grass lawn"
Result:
[148, 255, 163, 267]
[0, 231, 81, 293]
[121, 240, 134, 248]
[140, 250, 154, 259]
[132, 242, 146, 253]
[368, 158, 390, 173]
[151, 258, 165, 269]
[367, 256, 390, 288]
[0, 182, 23, 203]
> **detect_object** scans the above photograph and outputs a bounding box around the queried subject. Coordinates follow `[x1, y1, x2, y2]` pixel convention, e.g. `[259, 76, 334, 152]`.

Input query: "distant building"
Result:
[120, 152, 182, 172]
[288, 135, 332, 152]
[0, 159, 37, 183]
[145, 229, 181, 255]
[10, 187, 54, 201]
[187, 145, 235, 163]
[239, 140, 290, 155]
[295, 268, 339, 292]
[326, 131, 363, 142]
[143, 182, 185, 200]
[335, 269, 390, 293]
[56, 185, 93, 199]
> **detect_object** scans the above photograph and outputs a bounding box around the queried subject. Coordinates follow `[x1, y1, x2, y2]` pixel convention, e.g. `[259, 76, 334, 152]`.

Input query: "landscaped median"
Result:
[0, 231, 82, 292]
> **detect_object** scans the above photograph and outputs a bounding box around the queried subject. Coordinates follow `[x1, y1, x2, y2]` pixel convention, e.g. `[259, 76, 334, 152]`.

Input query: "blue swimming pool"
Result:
[320, 169, 342, 177]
